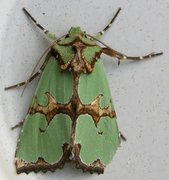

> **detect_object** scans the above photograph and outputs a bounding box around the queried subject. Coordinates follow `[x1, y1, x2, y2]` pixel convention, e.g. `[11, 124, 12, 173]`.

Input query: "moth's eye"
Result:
[83, 31, 87, 38]
[65, 34, 69, 38]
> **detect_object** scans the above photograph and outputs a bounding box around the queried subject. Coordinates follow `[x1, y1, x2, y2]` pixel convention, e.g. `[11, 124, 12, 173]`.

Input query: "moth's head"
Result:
[68, 27, 85, 38]
[58, 26, 95, 46]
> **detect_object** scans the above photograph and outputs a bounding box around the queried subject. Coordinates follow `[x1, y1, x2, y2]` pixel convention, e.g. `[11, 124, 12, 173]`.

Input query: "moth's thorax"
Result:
[70, 45, 86, 73]
[53, 38, 102, 74]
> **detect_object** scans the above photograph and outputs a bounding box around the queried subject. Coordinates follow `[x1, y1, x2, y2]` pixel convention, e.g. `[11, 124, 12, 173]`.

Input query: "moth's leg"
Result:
[102, 47, 163, 64]
[11, 121, 23, 130]
[119, 132, 127, 141]
[4, 71, 41, 90]
[5, 51, 51, 91]
[95, 8, 121, 39]
[23, 8, 57, 40]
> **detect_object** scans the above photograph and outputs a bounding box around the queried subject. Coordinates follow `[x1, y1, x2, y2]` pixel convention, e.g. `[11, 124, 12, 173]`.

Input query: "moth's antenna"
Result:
[97, 8, 121, 37]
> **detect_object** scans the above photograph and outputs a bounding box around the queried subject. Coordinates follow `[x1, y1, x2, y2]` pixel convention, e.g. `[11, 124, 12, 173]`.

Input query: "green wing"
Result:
[15, 56, 73, 173]
[75, 60, 120, 172]
[15, 57, 120, 174]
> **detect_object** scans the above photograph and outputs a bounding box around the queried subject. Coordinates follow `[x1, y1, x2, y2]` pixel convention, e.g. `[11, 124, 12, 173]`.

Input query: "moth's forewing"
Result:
[74, 60, 120, 173]
[15, 57, 73, 173]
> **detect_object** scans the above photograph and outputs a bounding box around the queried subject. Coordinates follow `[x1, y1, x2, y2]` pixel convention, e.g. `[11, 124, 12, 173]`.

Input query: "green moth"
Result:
[5, 8, 162, 174]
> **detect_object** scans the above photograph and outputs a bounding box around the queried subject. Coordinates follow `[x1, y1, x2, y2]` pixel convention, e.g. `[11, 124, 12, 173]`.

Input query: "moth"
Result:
[5, 8, 162, 174]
